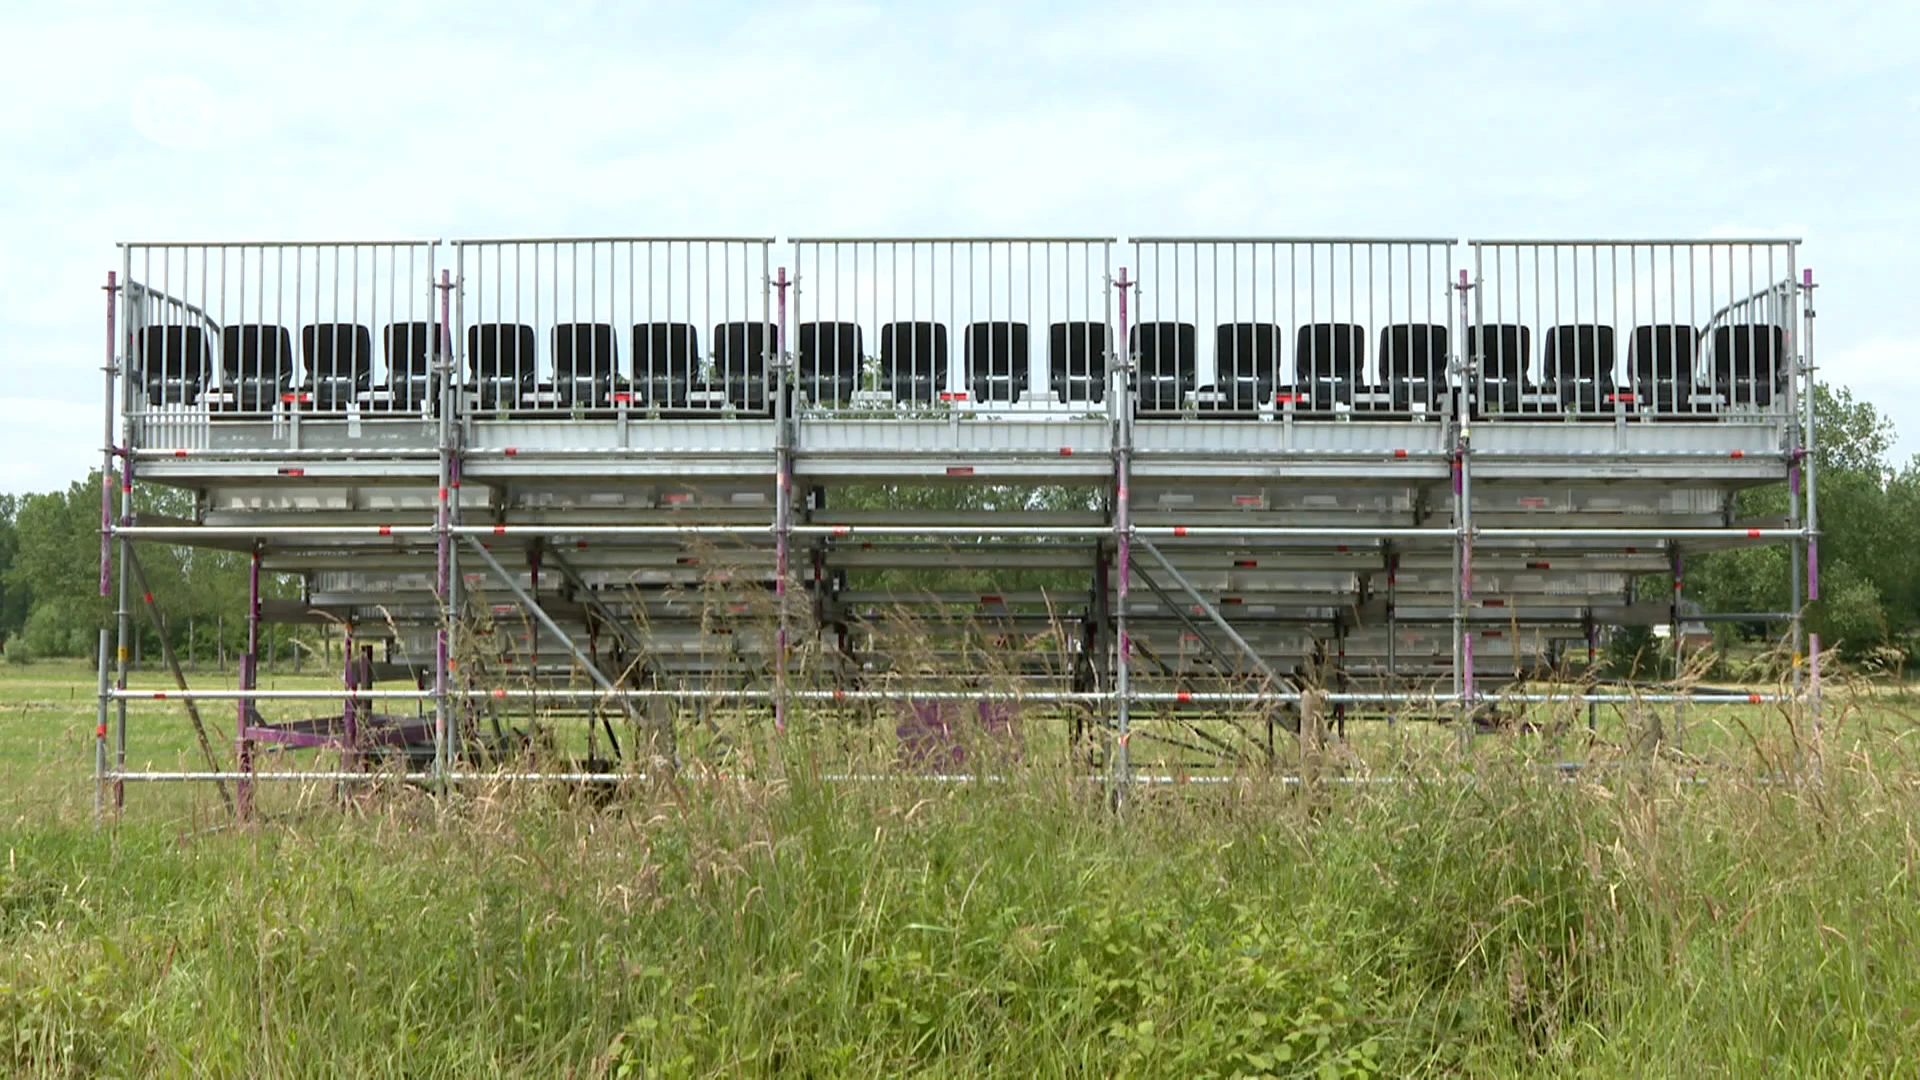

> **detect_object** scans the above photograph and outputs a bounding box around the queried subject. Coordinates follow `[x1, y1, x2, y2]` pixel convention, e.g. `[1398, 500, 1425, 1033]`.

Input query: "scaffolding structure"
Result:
[95, 235, 1820, 813]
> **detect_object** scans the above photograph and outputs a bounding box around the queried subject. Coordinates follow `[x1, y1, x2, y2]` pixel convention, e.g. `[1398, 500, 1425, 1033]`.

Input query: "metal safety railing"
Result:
[451, 237, 775, 418]
[115, 237, 1807, 453]
[1128, 238, 1458, 418]
[788, 238, 1114, 416]
[1468, 240, 1801, 420]
[121, 242, 443, 453]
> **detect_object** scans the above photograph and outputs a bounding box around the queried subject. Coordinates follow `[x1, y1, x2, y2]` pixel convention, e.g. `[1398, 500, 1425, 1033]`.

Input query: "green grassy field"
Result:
[5, 659, 1920, 1076]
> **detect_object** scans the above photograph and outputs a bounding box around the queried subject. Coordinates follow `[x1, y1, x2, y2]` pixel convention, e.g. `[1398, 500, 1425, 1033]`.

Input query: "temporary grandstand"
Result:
[95, 235, 1821, 811]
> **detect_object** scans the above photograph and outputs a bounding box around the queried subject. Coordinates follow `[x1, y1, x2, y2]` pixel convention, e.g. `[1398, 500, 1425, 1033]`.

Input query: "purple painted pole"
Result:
[1113, 267, 1132, 778]
[527, 547, 541, 672]
[236, 547, 260, 819]
[100, 271, 116, 598]
[342, 621, 358, 765]
[773, 266, 792, 735]
[434, 267, 453, 782]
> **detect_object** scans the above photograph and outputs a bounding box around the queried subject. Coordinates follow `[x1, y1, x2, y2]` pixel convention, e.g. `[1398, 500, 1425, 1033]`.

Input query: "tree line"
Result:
[1, 384, 1913, 670]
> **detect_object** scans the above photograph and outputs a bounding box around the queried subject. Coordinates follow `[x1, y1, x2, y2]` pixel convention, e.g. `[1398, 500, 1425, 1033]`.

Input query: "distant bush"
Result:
[20, 601, 99, 659]
[2, 636, 29, 665]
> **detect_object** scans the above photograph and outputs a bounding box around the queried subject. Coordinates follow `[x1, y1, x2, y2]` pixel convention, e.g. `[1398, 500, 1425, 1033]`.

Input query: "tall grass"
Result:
[5, 725, 1920, 1077]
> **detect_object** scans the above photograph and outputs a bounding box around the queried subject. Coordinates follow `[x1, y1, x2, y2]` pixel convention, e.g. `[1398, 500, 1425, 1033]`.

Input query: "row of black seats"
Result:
[133, 319, 1101, 411]
[134, 318, 1790, 415]
[1134, 321, 1791, 412]
[138, 323, 443, 410]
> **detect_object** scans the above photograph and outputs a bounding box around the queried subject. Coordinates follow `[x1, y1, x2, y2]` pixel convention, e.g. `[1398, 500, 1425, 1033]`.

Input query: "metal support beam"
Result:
[1132, 537, 1282, 689]
[237, 546, 261, 819]
[1454, 266, 1476, 747]
[434, 265, 456, 792]
[461, 537, 670, 767]
[543, 545, 647, 656]
[124, 546, 233, 814]
[1129, 560, 1239, 677]
[1112, 266, 1133, 793]
[773, 265, 793, 735]
[1800, 265, 1823, 755]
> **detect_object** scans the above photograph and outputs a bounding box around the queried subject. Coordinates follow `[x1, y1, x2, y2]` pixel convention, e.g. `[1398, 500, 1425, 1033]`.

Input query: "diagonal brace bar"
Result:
[1130, 561, 1238, 676]
[542, 544, 647, 656]
[124, 547, 234, 815]
[1133, 537, 1283, 689]
[461, 537, 664, 763]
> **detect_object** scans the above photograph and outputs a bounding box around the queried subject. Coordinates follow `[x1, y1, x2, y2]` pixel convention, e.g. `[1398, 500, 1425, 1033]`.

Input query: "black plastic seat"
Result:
[1708, 325, 1788, 406]
[713, 321, 774, 412]
[138, 326, 212, 405]
[1379, 324, 1449, 412]
[632, 322, 700, 409]
[1543, 324, 1617, 412]
[964, 321, 1029, 403]
[301, 324, 372, 411]
[1049, 321, 1108, 404]
[553, 323, 617, 407]
[1131, 321, 1195, 413]
[878, 321, 948, 402]
[383, 322, 442, 412]
[1212, 323, 1281, 412]
[1466, 324, 1533, 415]
[468, 323, 537, 410]
[1295, 323, 1365, 411]
[220, 324, 295, 412]
[1630, 325, 1697, 415]
[797, 321, 862, 405]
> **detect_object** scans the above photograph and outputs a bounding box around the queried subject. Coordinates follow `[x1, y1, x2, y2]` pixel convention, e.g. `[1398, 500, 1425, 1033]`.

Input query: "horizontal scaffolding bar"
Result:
[109, 687, 1793, 705]
[104, 770, 1808, 788]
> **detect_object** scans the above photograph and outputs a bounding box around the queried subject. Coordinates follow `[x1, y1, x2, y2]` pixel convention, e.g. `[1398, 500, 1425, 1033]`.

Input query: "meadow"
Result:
[4, 658, 1920, 1076]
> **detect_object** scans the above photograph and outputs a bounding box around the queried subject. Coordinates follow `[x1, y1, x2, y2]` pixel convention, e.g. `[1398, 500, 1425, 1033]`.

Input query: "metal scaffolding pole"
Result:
[1800, 265, 1822, 751]
[95, 266, 119, 822]
[773, 265, 793, 735]
[1454, 267, 1475, 746]
[1112, 267, 1134, 791]
[113, 425, 134, 812]
[461, 537, 659, 764]
[1134, 538, 1281, 688]
[126, 547, 233, 814]
[435, 263, 456, 790]
[237, 546, 260, 819]
[1670, 543, 1685, 748]
[93, 630, 110, 821]
[1385, 546, 1399, 726]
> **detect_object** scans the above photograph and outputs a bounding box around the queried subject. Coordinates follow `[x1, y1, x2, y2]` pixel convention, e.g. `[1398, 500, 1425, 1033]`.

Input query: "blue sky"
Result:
[2, 0, 1916, 492]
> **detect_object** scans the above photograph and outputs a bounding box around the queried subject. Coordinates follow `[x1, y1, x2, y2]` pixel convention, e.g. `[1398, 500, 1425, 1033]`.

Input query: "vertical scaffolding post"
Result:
[1089, 541, 1109, 764]
[99, 270, 117, 600]
[1112, 267, 1133, 791]
[434, 264, 455, 791]
[342, 620, 359, 770]
[96, 268, 118, 822]
[1453, 268, 1475, 745]
[237, 546, 260, 820]
[1800, 266, 1822, 752]
[1584, 615, 1598, 733]
[773, 265, 793, 735]
[1384, 546, 1398, 726]
[1670, 543, 1685, 747]
[93, 629, 110, 822]
[113, 429, 134, 813]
